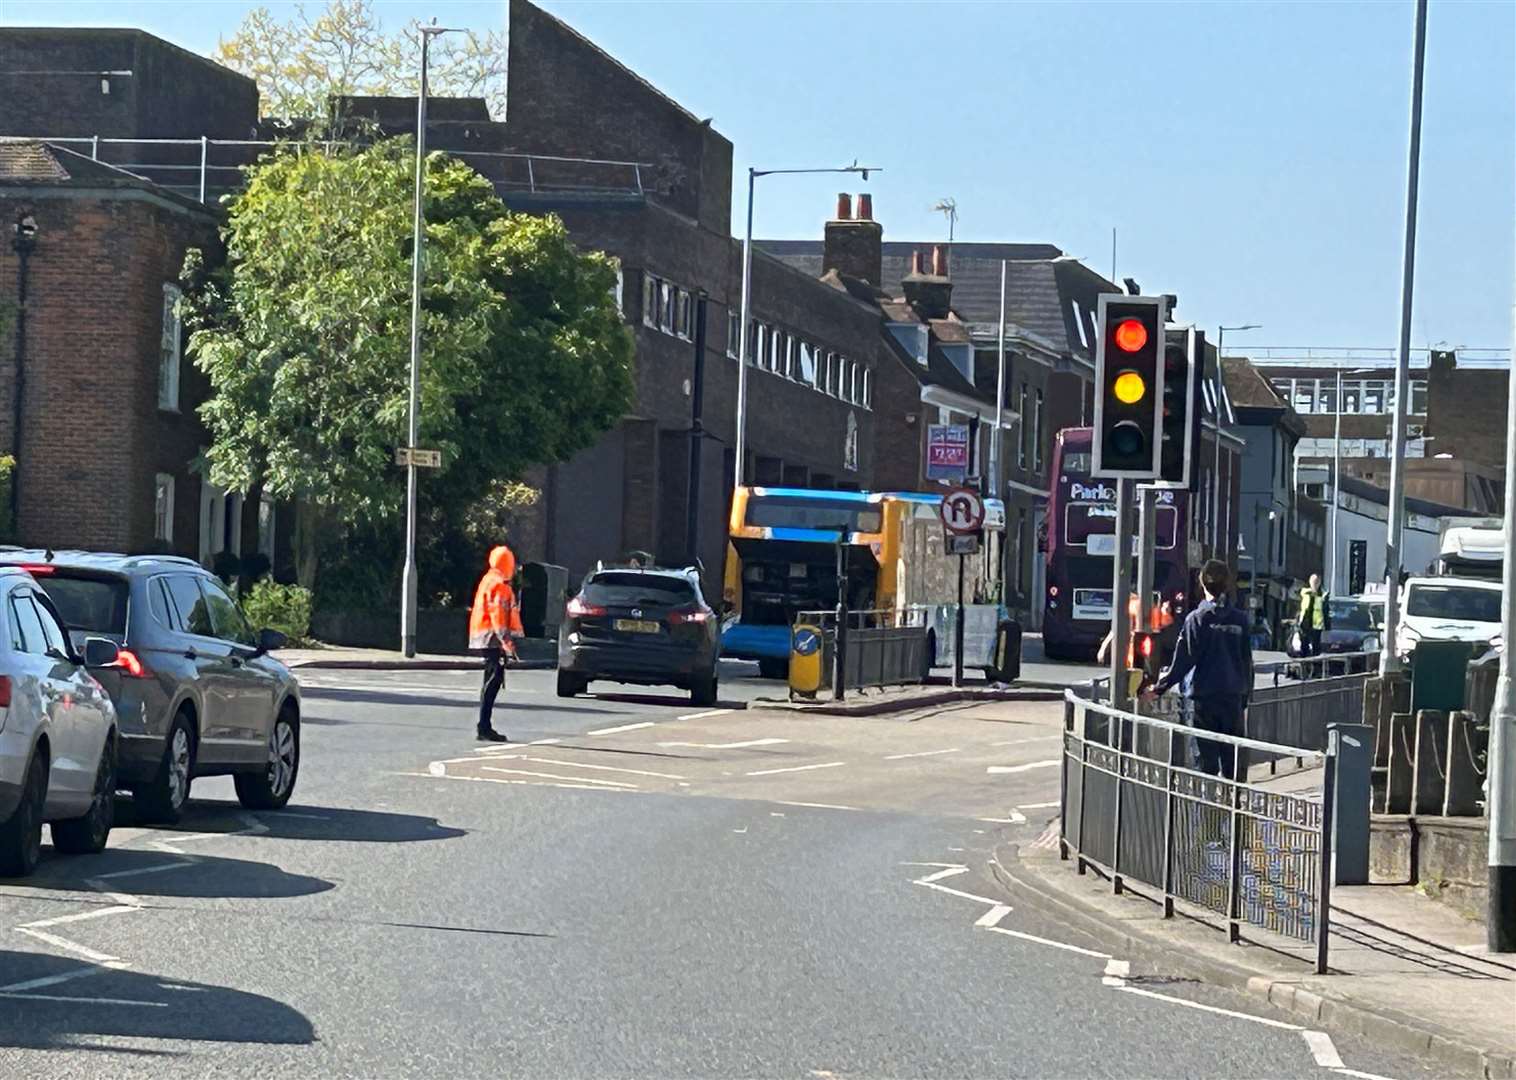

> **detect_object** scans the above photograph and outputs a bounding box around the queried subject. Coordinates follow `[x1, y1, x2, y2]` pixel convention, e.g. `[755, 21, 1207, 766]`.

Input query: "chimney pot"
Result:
[931, 244, 948, 277]
[835, 193, 852, 221]
[911, 250, 926, 275]
[856, 193, 873, 221]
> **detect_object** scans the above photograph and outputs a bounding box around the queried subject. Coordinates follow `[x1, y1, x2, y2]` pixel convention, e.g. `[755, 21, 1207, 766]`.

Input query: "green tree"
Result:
[216, 0, 508, 121]
[182, 138, 634, 591]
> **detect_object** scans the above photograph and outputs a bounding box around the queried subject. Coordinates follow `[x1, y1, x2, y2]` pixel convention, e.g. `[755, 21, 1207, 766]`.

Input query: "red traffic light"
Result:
[1114, 318, 1148, 353]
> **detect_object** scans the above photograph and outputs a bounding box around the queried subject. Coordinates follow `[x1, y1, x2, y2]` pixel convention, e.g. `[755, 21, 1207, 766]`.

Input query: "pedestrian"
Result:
[468, 544, 524, 743]
[1297, 573, 1327, 657]
[1141, 560, 1253, 779]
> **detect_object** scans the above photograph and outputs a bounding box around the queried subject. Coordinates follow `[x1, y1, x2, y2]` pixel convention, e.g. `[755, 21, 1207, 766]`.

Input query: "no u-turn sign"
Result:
[940, 487, 985, 535]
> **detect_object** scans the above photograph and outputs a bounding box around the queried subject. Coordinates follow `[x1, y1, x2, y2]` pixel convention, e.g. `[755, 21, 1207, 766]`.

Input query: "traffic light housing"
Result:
[1158, 327, 1205, 486]
[1093, 294, 1168, 478]
[1132, 630, 1161, 686]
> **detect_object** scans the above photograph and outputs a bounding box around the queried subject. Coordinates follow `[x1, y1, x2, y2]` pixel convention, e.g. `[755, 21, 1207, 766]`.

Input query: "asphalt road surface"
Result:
[0, 659, 1433, 1078]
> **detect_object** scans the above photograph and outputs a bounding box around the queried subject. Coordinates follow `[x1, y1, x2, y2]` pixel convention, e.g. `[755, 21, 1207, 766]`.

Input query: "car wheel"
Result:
[52, 735, 116, 855]
[235, 706, 300, 811]
[757, 658, 787, 680]
[690, 671, 718, 707]
[134, 711, 195, 824]
[556, 670, 586, 698]
[0, 751, 47, 877]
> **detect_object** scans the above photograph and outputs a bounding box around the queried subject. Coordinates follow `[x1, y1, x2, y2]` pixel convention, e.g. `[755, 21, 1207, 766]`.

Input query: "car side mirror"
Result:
[255, 627, 288, 656]
[82, 637, 120, 669]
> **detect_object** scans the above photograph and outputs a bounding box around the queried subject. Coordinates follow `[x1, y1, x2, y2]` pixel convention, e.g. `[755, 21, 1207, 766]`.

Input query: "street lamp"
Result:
[1213, 323, 1261, 554]
[401, 20, 463, 659]
[733, 161, 881, 489]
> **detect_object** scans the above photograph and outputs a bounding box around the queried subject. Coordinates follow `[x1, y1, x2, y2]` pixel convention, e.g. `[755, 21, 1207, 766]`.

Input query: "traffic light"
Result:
[1093, 294, 1168, 478]
[1158, 327, 1204, 486]
[1132, 630, 1161, 686]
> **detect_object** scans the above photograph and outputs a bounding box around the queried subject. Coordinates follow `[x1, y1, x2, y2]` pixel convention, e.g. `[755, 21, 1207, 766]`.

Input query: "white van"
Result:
[1395, 576, 1503, 658]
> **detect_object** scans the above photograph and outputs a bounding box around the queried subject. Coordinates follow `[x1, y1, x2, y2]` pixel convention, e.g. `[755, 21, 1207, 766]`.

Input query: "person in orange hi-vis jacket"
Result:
[469, 544, 524, 742]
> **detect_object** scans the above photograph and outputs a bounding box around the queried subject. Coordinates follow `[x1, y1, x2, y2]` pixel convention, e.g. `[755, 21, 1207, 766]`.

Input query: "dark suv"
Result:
[0, 551, 301, 823]
[557, 566, 720, 705]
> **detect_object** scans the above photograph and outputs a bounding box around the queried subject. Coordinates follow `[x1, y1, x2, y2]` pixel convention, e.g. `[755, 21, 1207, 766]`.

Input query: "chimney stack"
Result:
[931, 243, 948, 277]
[903, 245, 953, 319]
[822, 192, 883, 286]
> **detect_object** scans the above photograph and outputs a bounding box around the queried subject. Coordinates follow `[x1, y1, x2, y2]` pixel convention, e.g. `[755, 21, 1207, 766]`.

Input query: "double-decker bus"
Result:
[722, 487, 887, 677]
[1042, 427, 1192, 660]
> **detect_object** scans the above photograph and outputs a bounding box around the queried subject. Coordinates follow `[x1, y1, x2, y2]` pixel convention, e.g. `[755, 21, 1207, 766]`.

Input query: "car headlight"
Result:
[1363, 634, 1380, 652]
[1492, 634, 1504, 650]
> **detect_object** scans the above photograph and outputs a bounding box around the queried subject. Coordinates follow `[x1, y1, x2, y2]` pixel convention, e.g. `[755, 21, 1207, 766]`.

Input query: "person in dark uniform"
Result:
[1142, 560, 1254, 779]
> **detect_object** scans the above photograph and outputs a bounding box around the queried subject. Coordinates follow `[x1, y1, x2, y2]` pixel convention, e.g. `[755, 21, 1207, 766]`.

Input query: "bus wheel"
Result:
[758, 658, 788, 680]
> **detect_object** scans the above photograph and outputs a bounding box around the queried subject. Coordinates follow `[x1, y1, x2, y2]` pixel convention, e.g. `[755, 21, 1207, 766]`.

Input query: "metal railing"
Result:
[791, 608, 929, 698]
[1246, 651, 1378, 752]
[5, 135, 649, 204]
[1061, 689, 1338, 973]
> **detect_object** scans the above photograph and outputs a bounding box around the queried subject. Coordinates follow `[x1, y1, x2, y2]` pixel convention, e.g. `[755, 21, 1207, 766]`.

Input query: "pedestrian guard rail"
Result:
[788, 608, 929, 699]
[1060, 686, 1341, 973]
[1244, 651, 1379, 753]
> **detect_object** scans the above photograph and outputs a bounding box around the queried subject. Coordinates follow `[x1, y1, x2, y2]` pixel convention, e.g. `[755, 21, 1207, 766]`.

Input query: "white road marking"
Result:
[0, 962, 128, 994]
[267, 812, 331, 820]
[916, 866, 970, 884]
[883, 748, 961, 760]
[397, 770, 638, 794]
[92, 862, 192, 881]
[732, 827, 747, 834]
[900, 862, 969, 869]
[1104, 959, 1130, 978]
[1330, 1068, 1398, 1080]
[987, 760, 1060, 775]
[1113, 984, 1302, 1030]
[992, 736, 1062, 746]
[527, 738, 562, 746]
[974, 904, 1012, 928]
[770, 812, 785, 817]
[659, 738, 788, 749]
[516, 756, 686, 780]
[746, 761, 845, 777]
[588, 721, 655, 736]
[1019, 800, 1061, 810]
[776, 801, 860, 811]
[0, 991, 165, 1007]
[15, 929, 121, 965]
[678, 709, 732, 721]
[987, 925, 1111, 959]
[978, 811, 1028, 824]
[1301, 1031, 1344, 1069]
[914, 880, 1007, 906]
[18, 906, 139, 930]
[428, 761, 446, 776]
[481, 766, 638, 788]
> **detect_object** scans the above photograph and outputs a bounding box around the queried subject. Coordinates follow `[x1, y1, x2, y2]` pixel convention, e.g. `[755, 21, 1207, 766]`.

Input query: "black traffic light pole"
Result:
[685, 293, 708, 567]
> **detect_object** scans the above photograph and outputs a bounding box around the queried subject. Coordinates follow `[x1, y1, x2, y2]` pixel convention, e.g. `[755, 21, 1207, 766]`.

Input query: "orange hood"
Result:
[488, 545, 516, 578]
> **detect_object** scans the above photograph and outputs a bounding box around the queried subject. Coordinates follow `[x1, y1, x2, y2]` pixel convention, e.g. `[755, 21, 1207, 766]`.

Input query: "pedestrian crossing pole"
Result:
[1489, 202, 1516, 952]
[1109, 479, 1135, 709]
[1137, 487, 1158, 634]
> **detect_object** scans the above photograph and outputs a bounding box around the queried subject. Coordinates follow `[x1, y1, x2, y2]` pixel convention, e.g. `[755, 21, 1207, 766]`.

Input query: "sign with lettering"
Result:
[926, 424, 971, 482]
[395, 447, 443, 469]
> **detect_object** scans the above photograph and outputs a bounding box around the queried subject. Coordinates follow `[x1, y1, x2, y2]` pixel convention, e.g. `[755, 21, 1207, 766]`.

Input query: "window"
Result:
[9, 594, 45, 654]
[39, 575, 129, 637]
[1411, 379, 1428, 414]
[843, 412, 859, 472]
[148, 577, 176, 631]
[1293, 380, 1314, 413]
[747, 321, 760, 366]
[786, 335, 798, 379]
[1319, 382, 1337, 414]
[1343, 381, 1361, 414]
[642, 274, 658, 328]
[1032, 389, 1044, 473]
[675, 289, 691, 340]
[154, 473, 175, 542]
[159, 283, 182, 411]
[862, 368, 872, 410]
[31, 595, 67, 656]
[200, 578, 255, 646]
[659, 281, 675, 334]
[727, 311, 740, 359]
[164, 574, 213, 637]
[827, 353, 840, 396]
[839, 358, 852, 402]
[1363, 381, 1384, 415]
[799, 341, 816, 385]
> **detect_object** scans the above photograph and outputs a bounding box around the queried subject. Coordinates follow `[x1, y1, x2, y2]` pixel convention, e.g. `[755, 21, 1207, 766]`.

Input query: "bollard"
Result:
[1329, 723, 1374, 885]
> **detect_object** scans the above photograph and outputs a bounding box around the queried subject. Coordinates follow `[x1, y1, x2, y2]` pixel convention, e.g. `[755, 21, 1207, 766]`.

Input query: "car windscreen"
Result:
[38, 574, 129, 638]
[1328, 600, 1378, 631]
[582, 574, 697, 608]
[746, 495, 882, 534]
[1405, 585, 1501, 623]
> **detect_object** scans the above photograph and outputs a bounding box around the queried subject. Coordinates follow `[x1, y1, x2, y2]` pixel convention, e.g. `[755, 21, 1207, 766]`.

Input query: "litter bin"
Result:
[519, 562, 569, 640]
[987, 619, 1022, 683]
[788, 622, 826, 700]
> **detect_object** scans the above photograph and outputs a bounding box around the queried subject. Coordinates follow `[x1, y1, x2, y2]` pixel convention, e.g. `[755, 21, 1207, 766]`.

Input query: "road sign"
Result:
[946, 531, 981, 556]
[926, 424, 971, 482]
[939, 487, 985, 535]
[395, 447, 443, 468]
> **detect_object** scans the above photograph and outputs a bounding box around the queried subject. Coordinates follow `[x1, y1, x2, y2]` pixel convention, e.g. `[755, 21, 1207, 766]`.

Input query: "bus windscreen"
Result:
[747, 496, 882, 534]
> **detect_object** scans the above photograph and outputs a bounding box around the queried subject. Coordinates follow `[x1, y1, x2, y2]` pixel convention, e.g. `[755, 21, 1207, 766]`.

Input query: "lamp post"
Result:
[400, 20, 462, 659]
[1213, 323, 1261, 555]
[733, 162, 880, 489]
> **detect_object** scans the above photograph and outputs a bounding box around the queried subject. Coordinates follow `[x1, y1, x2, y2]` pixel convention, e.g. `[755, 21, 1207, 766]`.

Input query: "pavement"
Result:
[0, 657, 1451, 1077]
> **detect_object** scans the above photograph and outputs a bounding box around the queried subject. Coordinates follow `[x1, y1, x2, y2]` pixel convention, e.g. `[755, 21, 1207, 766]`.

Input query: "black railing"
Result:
[790, 608, 929, 699]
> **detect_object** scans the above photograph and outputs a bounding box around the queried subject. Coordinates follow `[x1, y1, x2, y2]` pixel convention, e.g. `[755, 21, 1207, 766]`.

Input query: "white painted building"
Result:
[1299, 465, 1459, 595]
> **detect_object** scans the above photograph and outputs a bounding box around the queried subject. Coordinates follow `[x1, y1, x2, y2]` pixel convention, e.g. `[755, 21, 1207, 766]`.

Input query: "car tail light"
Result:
[18, 564, 53, 576]
[1048, 585, 1059, 598]
[0, 675, 10, 708]
[113, 649, 151, 678]
[668, 608, 712, 625]
[566, 596, 606, 618]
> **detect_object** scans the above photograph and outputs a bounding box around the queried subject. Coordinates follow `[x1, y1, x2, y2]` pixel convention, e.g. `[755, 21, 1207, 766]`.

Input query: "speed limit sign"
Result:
[939, 487, 985, 535]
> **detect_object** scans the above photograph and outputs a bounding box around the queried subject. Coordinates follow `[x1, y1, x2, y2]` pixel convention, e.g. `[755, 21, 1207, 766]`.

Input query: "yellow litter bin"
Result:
[788, 623, 825, 698]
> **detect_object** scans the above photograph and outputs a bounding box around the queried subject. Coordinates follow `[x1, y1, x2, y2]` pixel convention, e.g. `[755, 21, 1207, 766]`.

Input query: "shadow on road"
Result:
[117, 800, 469, 845]
[13, 845, 333, 899]
[0, 951, 315, 1050]
[584, 690, 747, 709]
[299, 686, 618, 716]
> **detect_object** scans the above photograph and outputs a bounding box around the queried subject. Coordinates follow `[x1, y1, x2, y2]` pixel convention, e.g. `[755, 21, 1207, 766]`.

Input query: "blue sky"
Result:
[7, 0, 1513, 353]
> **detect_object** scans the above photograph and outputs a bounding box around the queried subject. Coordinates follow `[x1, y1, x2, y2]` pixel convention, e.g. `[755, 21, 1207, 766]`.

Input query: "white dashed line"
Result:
[18, 906, 139, 930]
[481, 766, 639, 788]
[15, 929, 122, 965]
[883, 748, 961, 760]
[515, 756, 686, 781]
[0, 991, 165, 1007]
[916, 866, 970, 884]
[92, 862, 192, 881]
[0, 963, 129, 994]
[974, 904, 1012, 928]
[588, 721, 656, 736]
[1019, 800, 1061, 809]
[677, 709, 732, 721]
[746, 761, 845, 777]
[978, 811, 1028, 824]
[1112, 984, 1302, 1029]
[659, 738, 788, 749]
[987, 925, 1111, 959]
[776, 801, 859, 811]
[1301, 1031, 1344, 1069]
[987, 760, 1059, 775]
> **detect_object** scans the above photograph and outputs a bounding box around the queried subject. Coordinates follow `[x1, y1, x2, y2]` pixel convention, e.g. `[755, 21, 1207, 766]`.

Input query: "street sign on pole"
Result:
[939, 486, 985, 535]
[395, 447, 443, 469]
[927, 424, 971, 483]
[946, 532, 981, 556]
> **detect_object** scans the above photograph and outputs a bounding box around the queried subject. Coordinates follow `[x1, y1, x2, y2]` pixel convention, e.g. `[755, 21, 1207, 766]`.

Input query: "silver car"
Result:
[0, 551, 302, 824]
[0, 567, 122, 877]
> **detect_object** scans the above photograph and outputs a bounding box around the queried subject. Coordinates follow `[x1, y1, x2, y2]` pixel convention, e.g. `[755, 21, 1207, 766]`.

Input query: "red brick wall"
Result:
[0, 188, 219, 555]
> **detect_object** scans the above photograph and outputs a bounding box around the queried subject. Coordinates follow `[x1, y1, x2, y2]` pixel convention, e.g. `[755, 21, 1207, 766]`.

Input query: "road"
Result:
[0, 659, 1431, 1078]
